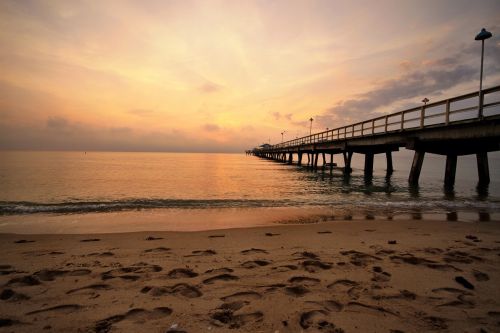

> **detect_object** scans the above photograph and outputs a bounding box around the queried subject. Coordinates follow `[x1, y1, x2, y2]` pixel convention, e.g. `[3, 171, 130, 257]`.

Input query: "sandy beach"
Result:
[1, 219, 499, 332]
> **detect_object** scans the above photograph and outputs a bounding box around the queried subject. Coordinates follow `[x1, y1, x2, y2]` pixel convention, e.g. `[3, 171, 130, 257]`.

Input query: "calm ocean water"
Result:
[0, 151, 499, 232]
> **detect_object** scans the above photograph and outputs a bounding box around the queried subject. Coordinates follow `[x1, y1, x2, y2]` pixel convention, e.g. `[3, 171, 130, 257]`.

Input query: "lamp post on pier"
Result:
[309, 117, 313, 135]
[281, 131, 286, 143]
[475, 28, 492, 118]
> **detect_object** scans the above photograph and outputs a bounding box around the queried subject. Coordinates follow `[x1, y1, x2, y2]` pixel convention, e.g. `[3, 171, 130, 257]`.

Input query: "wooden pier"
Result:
[247, 85, 500, 187]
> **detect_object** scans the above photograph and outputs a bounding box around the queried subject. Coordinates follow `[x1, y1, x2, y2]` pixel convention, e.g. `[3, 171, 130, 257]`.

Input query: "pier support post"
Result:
[314, 153, 319, 171]
[364, 153, 374, 178]
[330, 154, 334, 173]
[343, 151, 353, 174]
[444, 154, 457, 188]
[477, 152, 490, 184]
[288, 153, 293, 164]
[409, 151, 425, 185]
[298, 153, 303, 166]
[322, 153, 326, 170]
[386, 151, 393, 175]
[307, 153, 311, 167]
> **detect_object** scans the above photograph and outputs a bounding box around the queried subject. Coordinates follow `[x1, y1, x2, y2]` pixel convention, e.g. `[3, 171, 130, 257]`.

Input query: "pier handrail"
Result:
[259, 85, 500, 151]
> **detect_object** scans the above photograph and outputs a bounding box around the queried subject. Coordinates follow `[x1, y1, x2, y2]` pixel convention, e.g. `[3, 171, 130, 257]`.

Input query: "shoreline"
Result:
[0, 206, 499, 235]
[1, 218, 500, 332]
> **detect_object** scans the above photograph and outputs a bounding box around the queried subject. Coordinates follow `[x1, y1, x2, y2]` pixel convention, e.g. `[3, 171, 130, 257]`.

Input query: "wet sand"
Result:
[1, 219, 500, 332]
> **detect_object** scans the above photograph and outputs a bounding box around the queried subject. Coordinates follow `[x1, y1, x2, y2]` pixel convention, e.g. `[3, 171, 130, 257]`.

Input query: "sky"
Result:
[0, 0, 499, 152]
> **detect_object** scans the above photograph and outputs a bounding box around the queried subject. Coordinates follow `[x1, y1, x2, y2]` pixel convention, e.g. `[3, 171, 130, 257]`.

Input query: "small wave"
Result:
[0, 199, 293, 215]
[1, 197, 498, 216]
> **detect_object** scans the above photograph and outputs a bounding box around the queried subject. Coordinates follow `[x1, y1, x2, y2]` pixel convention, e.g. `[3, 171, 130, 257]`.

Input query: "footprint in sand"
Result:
[14, 240, 35, 244]
[34, 269, 92, 281]
[340, 250, 381, 267]
[284, 285, 310, 297]
[167, 268, 198, 278]
[372, 289, 416, 301]
[26, 304, 83, 316]
[432, 287, 474, 308]
[101, 263, 162, 281]
[317, 231, 332, 234]
[185, 249, 217, 257]
[94, 307, 172, 333]
[327, 279, 363, 300]
[141, 283, 203, 298]
[88, 252, 114, 257]
[288, 276, 320, 286]
[258, 283, 287, 293]
[0, 288, 30, 301]
[210, 308, 263, 328]
[301, 260, 332, 272]
[0, 318, 20, 328]
[221, 291, 262, 302]
[294, 251, 320, 260]
[472, 269, 489, 281]
[208, 234, 225, 238]
[371, 266, 391, 283]
[205, 267, 234, 274]
[265, 232, 280, 237]
[143, 247, 171, 253]
[272, 264, 298, 272]
[145, 236, 163, 241]
[7, 275, 41, 287]
[0, 264, 17, 275]
[66, 284, 112, 295]
[299, 310, 344, 332]
[422, 247, 444, 255]
[203, 274, 239, 284]
[217, 300, 249, 311]
[419, 315, 448, 330]
[241, 260, 272, 269]
[374, 248, 396, 256]
[306, 300, 343, 312]
[443, 250, 483, 264]
[240, 248, 268, 255]
[390, 253, 436, 266]
[80, 238, 100, 242]
[346, 302, 399, 317]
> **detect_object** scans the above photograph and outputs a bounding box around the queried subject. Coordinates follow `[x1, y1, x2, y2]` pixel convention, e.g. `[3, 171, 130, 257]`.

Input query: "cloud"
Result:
[46, 116, 69, 129]
[202, 123, 220, 132]
[0, 121, 260, 153]
[199, 81, 222, 93]
[271, 111, 293, 121]
[318, 41, 500, 127]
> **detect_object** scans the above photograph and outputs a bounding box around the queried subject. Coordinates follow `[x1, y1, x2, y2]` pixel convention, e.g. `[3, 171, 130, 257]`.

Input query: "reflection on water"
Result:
[479, 212, 490, 221]
[476, 183, 489, 199]
[447, 212, 458, 221]
[0, 151, 499, 220]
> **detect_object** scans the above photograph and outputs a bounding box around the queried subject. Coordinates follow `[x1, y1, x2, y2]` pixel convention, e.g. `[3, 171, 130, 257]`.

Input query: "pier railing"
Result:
[269, 85, 500, 150]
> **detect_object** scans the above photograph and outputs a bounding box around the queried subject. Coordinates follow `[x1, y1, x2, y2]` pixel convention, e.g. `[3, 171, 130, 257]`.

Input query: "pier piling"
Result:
[409, 151, 425, 185]
[386, 151, 394, 175]
[444, 154, 458, 187]
[364, 153, 374, 178]
[477, 152, 490, 184]
[343, 151, 353, 175]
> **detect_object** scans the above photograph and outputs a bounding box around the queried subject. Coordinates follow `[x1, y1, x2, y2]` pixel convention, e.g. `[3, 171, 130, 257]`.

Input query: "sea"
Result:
[0, 150, 499, 233]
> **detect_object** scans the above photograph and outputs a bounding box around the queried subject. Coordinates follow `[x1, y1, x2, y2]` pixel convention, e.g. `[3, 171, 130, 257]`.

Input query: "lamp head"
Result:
[475, 28, 492, 41]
